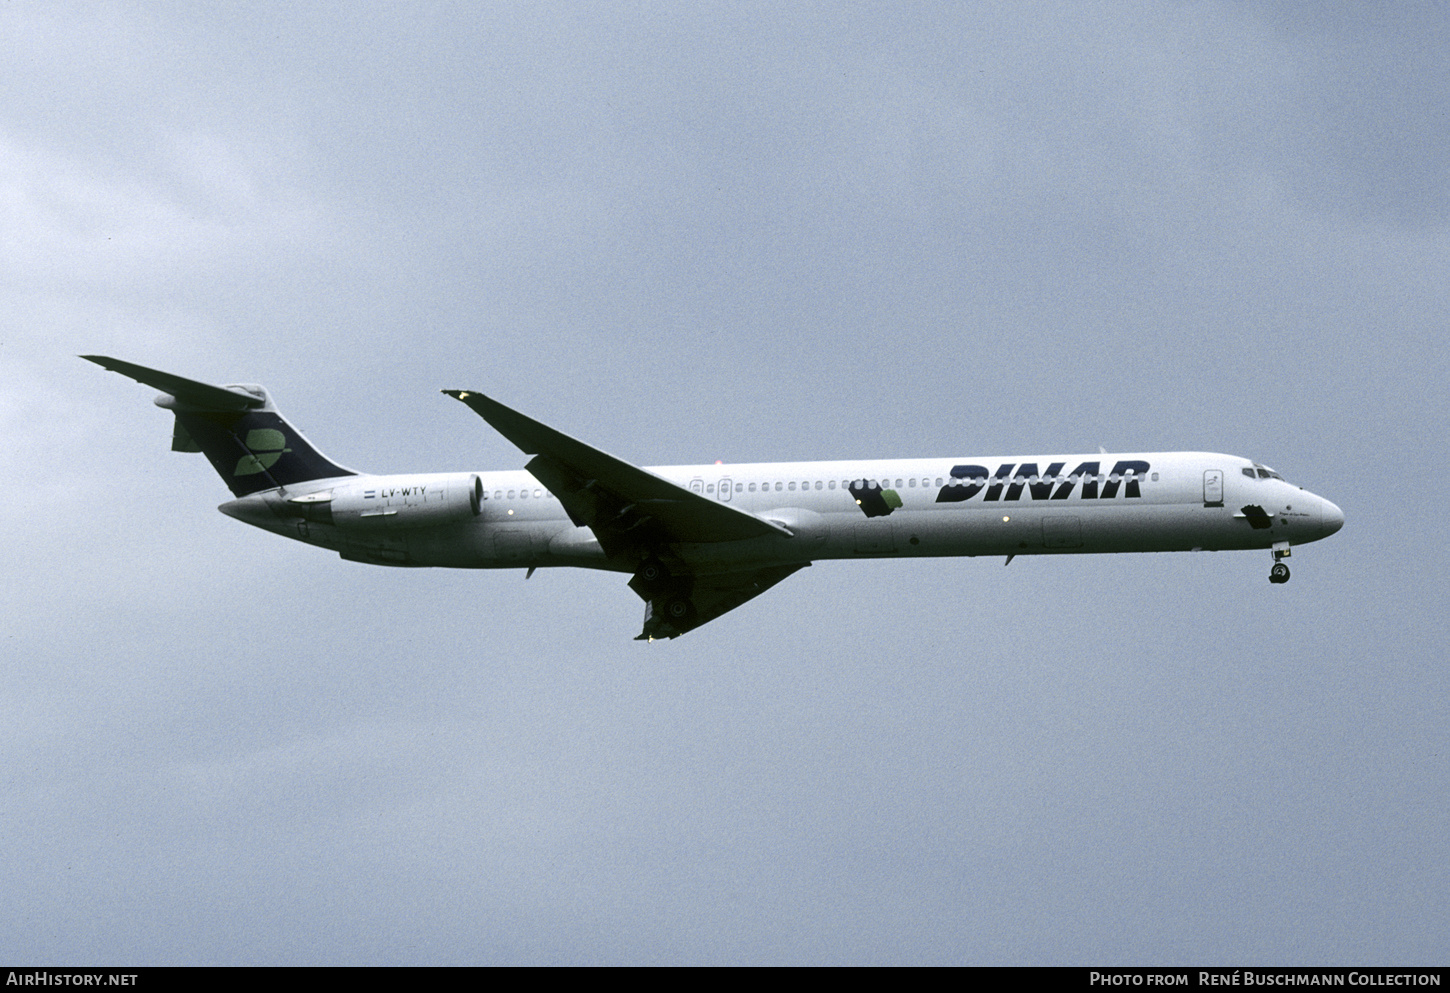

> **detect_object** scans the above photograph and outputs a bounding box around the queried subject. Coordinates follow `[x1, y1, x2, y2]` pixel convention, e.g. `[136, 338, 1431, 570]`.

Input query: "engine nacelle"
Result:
[292, 473, 483, 529]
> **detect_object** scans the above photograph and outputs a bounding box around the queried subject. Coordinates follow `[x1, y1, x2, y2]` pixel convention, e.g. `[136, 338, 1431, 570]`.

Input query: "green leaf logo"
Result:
[234, 428, 292, 475]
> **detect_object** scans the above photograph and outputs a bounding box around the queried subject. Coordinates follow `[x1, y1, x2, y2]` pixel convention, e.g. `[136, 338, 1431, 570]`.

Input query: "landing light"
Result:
[1002, 516, 1011, 522]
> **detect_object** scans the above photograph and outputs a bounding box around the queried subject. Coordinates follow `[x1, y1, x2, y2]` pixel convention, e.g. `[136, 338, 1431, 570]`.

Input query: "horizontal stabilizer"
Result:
[81, 355, 263, 411]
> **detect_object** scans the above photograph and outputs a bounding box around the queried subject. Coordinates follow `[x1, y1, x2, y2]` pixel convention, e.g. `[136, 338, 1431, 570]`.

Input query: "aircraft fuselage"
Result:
[84, 354, 1343, 640]
[219, 452, 1343, 574]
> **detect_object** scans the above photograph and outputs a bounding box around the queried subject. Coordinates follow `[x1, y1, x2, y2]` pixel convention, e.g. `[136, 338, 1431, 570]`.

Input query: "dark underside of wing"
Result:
[630, 563, 809, 641]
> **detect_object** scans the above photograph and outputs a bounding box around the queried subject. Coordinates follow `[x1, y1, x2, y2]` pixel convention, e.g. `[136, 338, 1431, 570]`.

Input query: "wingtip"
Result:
[443, 389, 495, 408]
[80, 354, 136, 375]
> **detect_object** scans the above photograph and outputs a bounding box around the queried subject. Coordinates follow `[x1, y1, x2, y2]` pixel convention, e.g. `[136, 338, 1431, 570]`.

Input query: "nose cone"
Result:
[1320, 498, 1345, 538]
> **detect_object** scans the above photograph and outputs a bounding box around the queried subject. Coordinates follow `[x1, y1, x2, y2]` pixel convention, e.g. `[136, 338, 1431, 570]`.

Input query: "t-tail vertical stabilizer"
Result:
[82, 355, 357, 497]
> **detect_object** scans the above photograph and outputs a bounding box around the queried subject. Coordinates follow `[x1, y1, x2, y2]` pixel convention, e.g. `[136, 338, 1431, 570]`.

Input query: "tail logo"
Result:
[234, 428, 292, 476]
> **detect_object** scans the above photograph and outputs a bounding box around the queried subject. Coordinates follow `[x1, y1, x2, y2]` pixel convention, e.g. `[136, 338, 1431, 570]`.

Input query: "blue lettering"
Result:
[1067, 461, 1101, 500]
[1004, 463, 1034, 501]
[1031, 462, 1065, 500]
[1005, 462, 1069, 501]
[1101, 460, 1150, 499]
[936, 465, 990, 503]
[932, 459, 1149, 502]
[983, 464, 1015, 502]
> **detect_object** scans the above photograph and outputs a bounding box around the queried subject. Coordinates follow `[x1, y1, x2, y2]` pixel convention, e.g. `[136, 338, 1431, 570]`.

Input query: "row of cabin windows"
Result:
[710, 473, 1158, 493]
[704, 479, 940, 494]
[482, 472, 1161, 502]
[936, 471, 1158, 486]
[485, 489, 551, 500]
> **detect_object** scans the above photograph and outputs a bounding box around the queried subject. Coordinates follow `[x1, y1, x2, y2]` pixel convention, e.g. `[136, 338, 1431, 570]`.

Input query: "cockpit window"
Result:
[1252, 463, 1284, 481]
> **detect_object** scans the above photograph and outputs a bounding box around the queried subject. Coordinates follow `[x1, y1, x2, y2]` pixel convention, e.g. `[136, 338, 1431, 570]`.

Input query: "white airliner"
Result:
[85, 356, 1344, 640]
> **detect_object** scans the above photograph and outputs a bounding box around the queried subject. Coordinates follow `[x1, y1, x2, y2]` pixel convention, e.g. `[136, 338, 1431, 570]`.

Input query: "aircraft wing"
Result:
[443, 389, 790, 555]
[446, 389, 805, 638]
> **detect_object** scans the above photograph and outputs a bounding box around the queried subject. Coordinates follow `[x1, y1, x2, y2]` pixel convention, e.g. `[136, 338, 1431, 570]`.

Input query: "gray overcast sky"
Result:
[3, 1, 1446, 966]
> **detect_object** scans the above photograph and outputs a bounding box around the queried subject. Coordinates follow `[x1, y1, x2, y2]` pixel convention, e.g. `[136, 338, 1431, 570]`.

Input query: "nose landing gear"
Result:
[1269, 541, 1291, 584]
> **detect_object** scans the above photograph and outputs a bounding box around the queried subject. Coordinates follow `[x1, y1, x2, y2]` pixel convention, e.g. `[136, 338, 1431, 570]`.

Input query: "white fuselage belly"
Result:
[221, 451, 1338, 573]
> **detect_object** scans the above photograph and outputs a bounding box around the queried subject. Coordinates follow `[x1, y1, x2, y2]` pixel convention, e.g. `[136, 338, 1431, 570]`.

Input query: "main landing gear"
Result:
[629, 557, 697, 640]
[1269, 541, 1291, 584]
